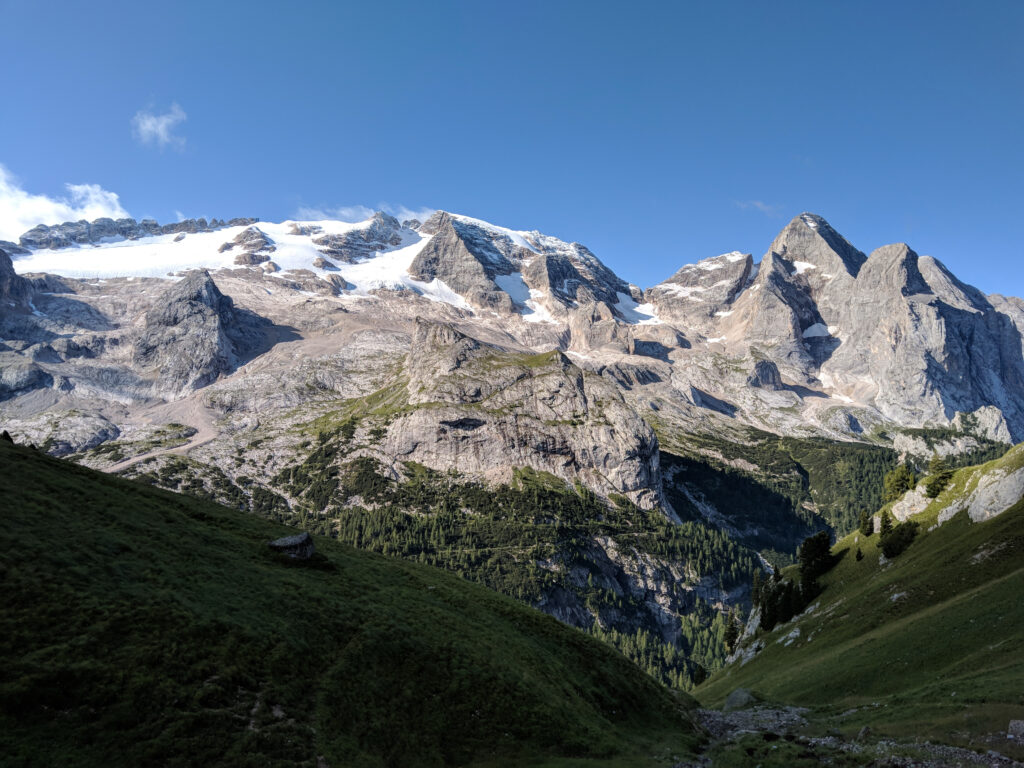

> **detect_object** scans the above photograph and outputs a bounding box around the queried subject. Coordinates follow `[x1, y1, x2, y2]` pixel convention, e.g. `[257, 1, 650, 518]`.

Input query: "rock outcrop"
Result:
[647, 213, 1024, 440]
[132, 271, 259, 397]
[17, 216, 257, 250]
[382, 319, 664, 510]
[312, 212, 407, 263]
[0, 248, 29, 310]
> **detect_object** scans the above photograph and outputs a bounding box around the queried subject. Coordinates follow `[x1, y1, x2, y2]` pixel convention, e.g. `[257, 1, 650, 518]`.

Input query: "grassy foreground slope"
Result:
[0, 440, 700, 768]
[696, 447, 1024, 753]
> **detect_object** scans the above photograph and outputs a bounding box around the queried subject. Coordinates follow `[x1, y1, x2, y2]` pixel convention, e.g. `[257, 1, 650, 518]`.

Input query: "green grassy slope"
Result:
[695, 450, 1024, 753]
[137, 448, 759, 691]
[0, 440, 701, 768]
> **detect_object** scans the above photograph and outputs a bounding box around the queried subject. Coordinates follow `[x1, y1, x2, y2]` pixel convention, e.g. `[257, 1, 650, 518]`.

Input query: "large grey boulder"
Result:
[723, 688, 757, 711]
[268, 531, 315, 559]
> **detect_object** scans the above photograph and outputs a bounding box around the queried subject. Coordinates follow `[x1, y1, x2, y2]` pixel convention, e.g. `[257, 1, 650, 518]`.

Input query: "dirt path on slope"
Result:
[103, 397, 221, 474]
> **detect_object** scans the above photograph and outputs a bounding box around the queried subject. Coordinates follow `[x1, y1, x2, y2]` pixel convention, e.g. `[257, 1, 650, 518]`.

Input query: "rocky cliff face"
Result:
[411, 211, 641, 340]
[0, 248, 29, 311]
[312, 212, 410, 263]
[384, 319, 664, 510]
[132, 270, 264, 398]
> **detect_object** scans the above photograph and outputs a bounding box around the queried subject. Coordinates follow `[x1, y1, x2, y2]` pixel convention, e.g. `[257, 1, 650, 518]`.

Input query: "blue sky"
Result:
[1, 0, 1021, 294]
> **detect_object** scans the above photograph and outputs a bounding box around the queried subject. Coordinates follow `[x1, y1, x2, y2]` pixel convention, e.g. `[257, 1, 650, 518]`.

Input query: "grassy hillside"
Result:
[695, 448, 1024, 755]
[0, 439, 701, 767]
[132, 448, 759, 691]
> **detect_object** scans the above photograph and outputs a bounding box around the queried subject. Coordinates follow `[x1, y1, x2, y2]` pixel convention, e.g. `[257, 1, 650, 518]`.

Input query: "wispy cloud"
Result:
[132, 103, 187, 151]
[736, 200, 784, 217]
[0, 164, 130, 241]
[295, 203, 436, 224]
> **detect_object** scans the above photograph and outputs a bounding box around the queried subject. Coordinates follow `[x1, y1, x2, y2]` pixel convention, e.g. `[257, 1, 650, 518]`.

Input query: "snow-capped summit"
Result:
[4, 208, 1024, 442]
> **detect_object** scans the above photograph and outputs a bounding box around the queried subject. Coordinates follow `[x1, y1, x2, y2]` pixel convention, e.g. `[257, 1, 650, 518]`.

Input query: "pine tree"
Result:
[858, 509, 874, 536]
[723, 614, 740, 653]
[928, 453, 950, 476]
[924, 453, 954, 498]
[883, 464, 917, 502]
[880, 509, 894, 537]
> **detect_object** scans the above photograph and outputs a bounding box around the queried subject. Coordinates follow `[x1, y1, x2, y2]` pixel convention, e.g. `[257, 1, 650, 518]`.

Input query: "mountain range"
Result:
[1, 208, 1021, 690]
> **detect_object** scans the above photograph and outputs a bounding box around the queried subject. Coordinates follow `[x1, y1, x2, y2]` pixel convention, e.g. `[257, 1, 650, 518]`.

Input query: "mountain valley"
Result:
[1, 208, 1021, 697]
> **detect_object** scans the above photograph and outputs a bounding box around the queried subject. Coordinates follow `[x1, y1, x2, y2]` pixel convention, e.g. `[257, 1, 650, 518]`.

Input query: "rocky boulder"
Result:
[268, 531, 315, 559]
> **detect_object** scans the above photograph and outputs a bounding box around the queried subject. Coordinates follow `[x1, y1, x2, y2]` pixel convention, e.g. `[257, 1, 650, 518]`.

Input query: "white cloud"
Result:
[295, 203, 436, 224]
[0, 164, 130, 241]
[132, 103, 187, 150]
[736, 200, 783, 216]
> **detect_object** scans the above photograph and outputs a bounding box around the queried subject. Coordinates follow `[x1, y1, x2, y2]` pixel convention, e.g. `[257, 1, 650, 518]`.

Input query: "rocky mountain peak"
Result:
[132, 271, 251, 397]
[858, 243, 931, 297]
[408, 214, 518, 312]
[148, 270, 234, 324]
[645, 251, 753, 330]
[769, 213, 866, 278]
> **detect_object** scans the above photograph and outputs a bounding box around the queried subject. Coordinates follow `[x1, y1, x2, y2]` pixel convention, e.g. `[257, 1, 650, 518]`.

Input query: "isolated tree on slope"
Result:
[883, 464, 917, 502]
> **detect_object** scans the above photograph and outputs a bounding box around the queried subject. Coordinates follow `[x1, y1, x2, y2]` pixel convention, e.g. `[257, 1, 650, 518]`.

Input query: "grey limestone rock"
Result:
[224, 226, 276, 265]
[0, 353, 51, 398]
[747, 360, 783, 390]
[410, 212, 518, 312]
[132, 271, 260, 398]
[382, 319, 664, 510]
[645, 251, 752, 332]
[0, 248, 29, 310]
[268, 531, 315, 559]
[16, 215, 247, 251]
[312, 211, 407, 263]
[0, 240, 30, 256]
